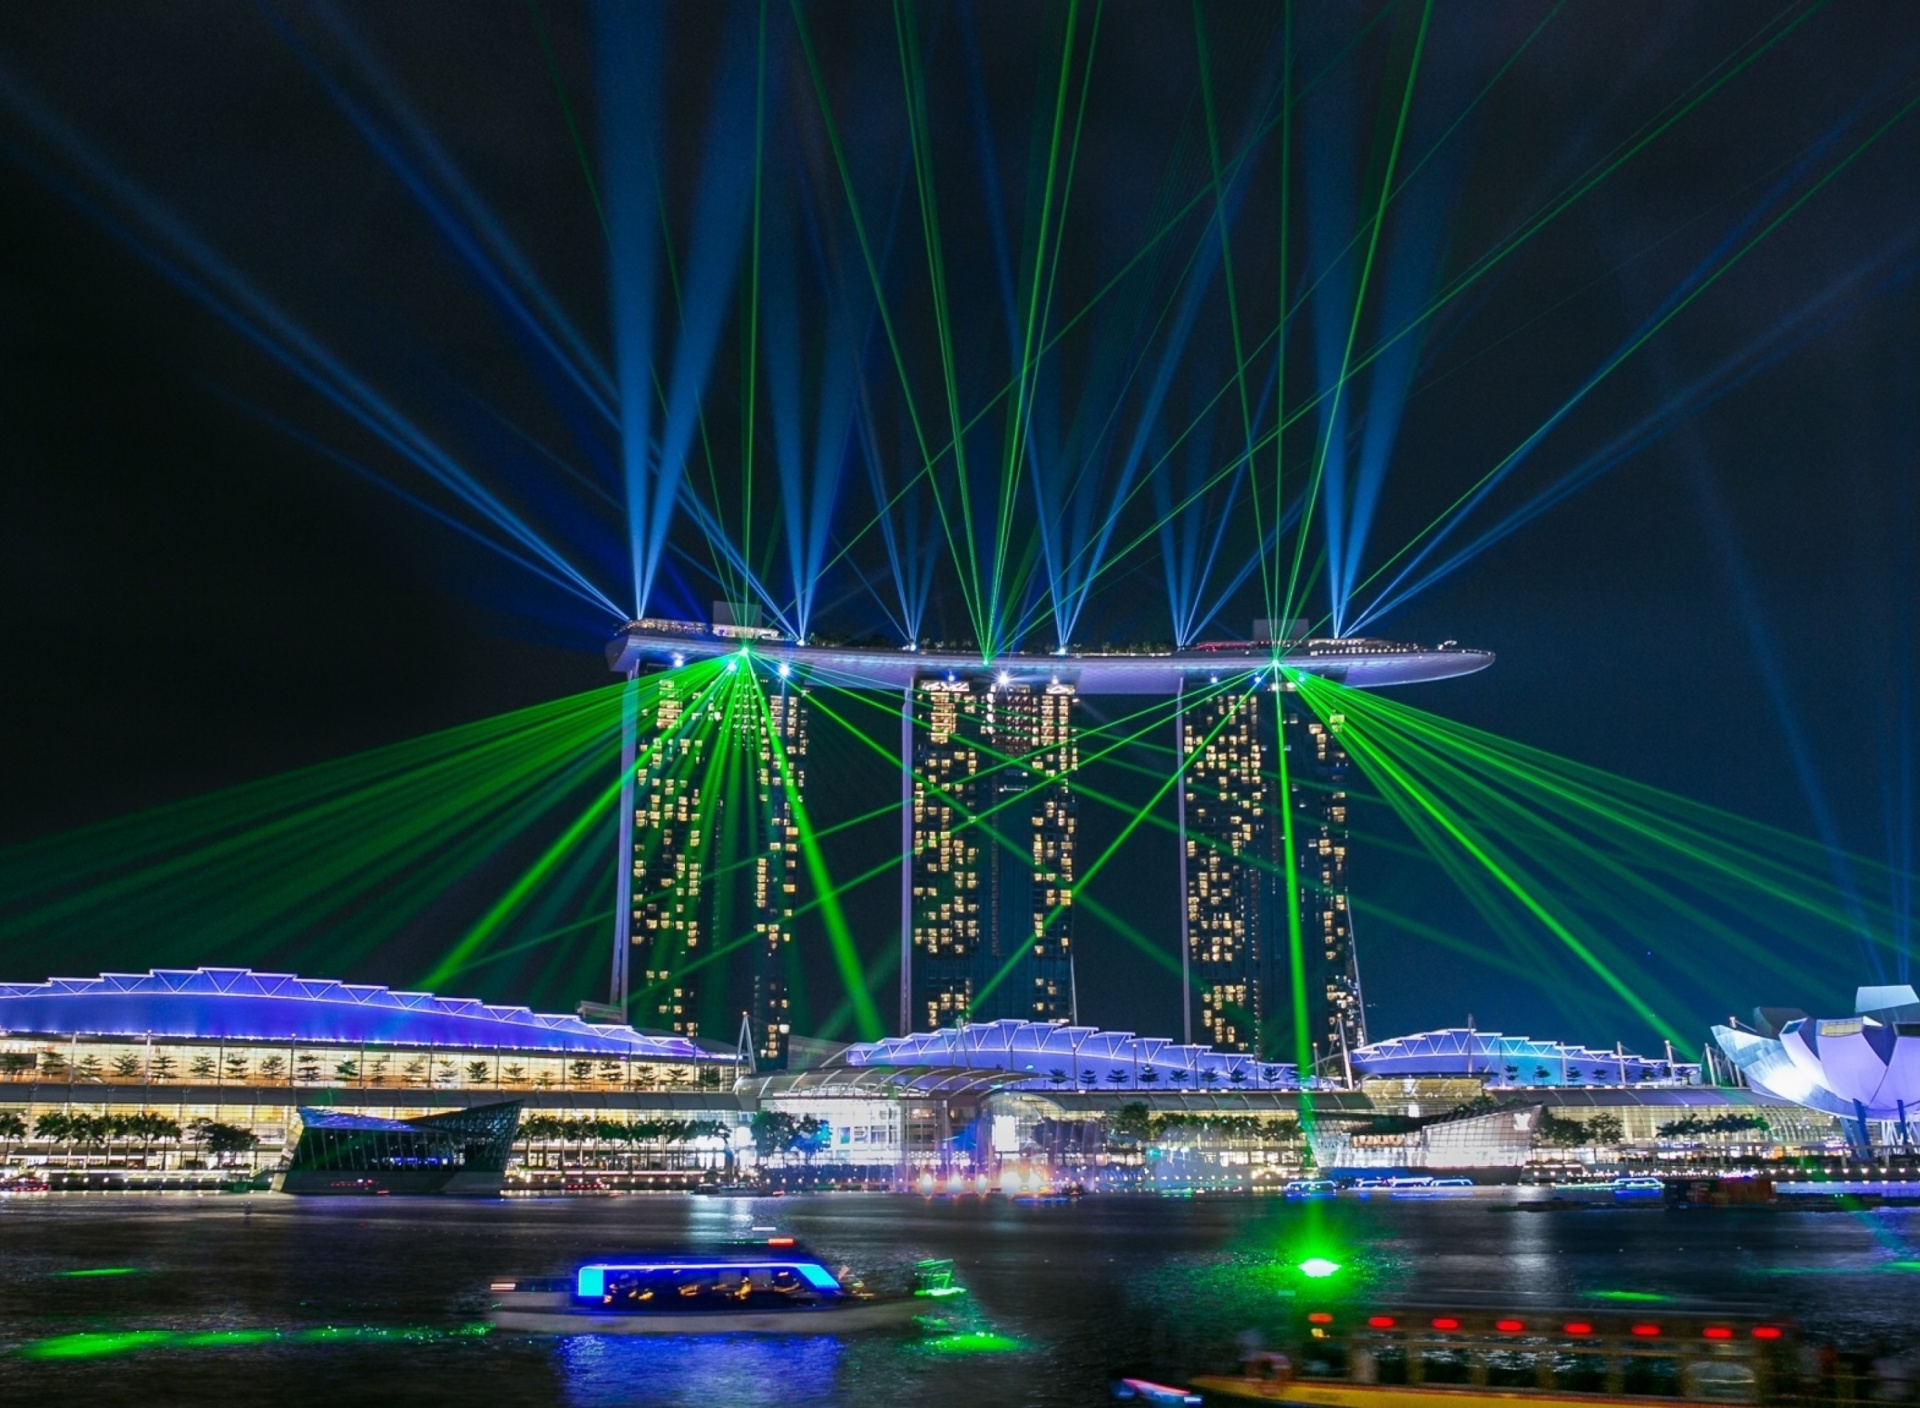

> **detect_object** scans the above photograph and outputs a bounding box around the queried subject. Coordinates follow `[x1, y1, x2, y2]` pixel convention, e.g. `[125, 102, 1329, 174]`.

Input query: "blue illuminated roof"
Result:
[0, 968, 733, 1062]
[1350, 1028, 1697, 1086]
[840, 1020, 1299, 1089]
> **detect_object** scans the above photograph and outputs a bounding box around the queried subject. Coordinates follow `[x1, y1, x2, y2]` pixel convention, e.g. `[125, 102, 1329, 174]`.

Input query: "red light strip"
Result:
[1631, 1324, 1662, 1337]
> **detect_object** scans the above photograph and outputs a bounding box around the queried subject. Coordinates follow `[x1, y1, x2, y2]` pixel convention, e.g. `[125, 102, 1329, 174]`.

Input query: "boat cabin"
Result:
[574, 1254, 846, 1312]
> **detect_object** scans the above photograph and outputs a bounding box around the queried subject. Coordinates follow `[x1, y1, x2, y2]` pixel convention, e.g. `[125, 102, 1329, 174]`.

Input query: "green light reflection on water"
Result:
[54, 1267, 141, 1278]
[1758, 1260, 1920, 1277]
[920, 1332, 1025, 1355]
[18, 1323, 492, 1360]
[1588, 1291, 1671, 1303]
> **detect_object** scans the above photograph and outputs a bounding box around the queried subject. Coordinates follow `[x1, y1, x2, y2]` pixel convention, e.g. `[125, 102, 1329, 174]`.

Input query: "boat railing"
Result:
[1285, 1307, 1802, 1404]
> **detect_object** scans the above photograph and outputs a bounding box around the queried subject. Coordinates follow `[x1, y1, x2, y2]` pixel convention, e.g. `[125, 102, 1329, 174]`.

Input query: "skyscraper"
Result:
[908, 678, 1077, 1031]
[1179, 686, 1274, 1053]
[624, 668, 807, 1067]
[1178, 681, 1366, 1068]
[1282, 691, 1366, 1066]
[631, 674, 706, 1041]
[751, 684, 805, 1067]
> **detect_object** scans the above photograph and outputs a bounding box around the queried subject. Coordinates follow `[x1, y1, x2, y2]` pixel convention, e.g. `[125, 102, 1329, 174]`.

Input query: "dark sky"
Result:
[1, 2, 1915, 1052]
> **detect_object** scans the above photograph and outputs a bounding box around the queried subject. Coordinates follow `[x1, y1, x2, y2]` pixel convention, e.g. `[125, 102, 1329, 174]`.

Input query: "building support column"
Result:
[1175, 677, 1192, 1047]
[900, 682, 915, 1036]
[608, 663, 640, 1012]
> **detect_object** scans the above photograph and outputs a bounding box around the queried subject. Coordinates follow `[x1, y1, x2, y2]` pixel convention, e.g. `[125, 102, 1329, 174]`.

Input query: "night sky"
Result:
[2, 3, 1914, 1052]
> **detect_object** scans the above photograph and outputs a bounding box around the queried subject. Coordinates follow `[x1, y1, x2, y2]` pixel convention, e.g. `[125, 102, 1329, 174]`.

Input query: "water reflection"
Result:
[557, 1334, 844, 1408]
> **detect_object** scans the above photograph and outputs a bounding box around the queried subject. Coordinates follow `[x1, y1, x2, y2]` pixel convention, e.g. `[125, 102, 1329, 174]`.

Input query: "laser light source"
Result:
[1298, 1257, 1342, 1279]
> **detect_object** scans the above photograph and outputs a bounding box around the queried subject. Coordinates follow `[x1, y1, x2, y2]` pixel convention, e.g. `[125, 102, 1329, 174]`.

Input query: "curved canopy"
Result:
[0, 968, 732, 1062]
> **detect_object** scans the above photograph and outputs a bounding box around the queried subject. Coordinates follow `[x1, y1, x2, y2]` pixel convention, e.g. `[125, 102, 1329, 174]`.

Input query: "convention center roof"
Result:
[839, 1020, 1299, 1089]
[1351, 1028, 1699, 1085]
[0, 968, 733, 1062]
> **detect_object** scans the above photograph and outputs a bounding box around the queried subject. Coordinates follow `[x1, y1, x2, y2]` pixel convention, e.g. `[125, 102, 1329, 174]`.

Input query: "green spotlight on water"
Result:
[1298, 1257, 1343, 1279]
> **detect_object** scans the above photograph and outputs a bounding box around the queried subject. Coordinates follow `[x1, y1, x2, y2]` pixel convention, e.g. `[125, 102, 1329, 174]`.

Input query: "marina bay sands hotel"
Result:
[604, 616, 1492, 1072]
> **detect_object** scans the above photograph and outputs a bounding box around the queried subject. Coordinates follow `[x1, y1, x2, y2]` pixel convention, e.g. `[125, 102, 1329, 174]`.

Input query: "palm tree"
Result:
[1047, 1068, 1069, 1087]
[1138, 1066, 1160, 1086]
[1105, 1068, 1129, 1089]
[0, 1109, 25, 1159]
[1200, 1069, 1222, 1089]
[34, 1110, 71, 1159]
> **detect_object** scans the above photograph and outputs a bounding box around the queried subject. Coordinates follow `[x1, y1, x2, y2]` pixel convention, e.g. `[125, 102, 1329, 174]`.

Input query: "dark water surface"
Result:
[3, 1193, 1918, 1406]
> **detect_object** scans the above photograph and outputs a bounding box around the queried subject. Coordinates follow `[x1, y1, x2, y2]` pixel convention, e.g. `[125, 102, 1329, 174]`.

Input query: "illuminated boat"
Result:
[1190, 1303, 1797, 1406]
[488, 1244, 954, 1335]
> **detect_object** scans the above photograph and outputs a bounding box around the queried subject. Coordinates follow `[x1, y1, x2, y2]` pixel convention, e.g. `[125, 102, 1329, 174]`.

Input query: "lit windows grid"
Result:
[910, 679, 1076, 1030]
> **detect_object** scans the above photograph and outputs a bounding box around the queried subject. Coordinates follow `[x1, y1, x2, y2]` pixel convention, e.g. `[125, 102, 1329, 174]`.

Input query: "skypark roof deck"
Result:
[606, 620, 1492, 693]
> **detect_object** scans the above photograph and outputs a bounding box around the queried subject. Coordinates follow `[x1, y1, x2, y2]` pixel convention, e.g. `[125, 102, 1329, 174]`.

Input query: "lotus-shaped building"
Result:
[1712, 985, 1920, 1127]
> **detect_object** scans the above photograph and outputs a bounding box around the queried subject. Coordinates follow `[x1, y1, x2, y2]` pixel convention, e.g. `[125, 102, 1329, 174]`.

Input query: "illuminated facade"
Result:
[0, 969, 742, 1182]
[1176, 684, 1365, 1066]
[909, 678, 1077, 1031]
[632, 674, 707, 1040]
[1181, 687, 1276, 1053]
[1714, 985, 1920, 1140]
[626, 669, 806, 1066]
[752, 685, 805, 1067]
[1284, 690, 1368, 1066]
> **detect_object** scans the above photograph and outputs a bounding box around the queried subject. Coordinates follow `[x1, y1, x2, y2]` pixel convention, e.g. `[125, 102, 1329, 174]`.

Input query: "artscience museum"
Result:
[1713, 985, 1920, 1140]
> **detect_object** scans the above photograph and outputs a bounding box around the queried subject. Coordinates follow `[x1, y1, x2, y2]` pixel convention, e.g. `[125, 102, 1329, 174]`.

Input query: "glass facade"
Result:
[283, 1101, 522, 1193]
[0, 1030, 733, 1178]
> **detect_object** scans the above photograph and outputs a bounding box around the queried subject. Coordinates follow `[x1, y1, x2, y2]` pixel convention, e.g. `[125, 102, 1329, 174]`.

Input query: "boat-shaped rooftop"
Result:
[607, 620, 1492, 694]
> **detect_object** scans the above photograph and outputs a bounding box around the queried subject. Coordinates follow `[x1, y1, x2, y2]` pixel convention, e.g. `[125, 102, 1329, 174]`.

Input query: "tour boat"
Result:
[1190, 1301, 1797, 1407]
[488, 1243, 957, 1335]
